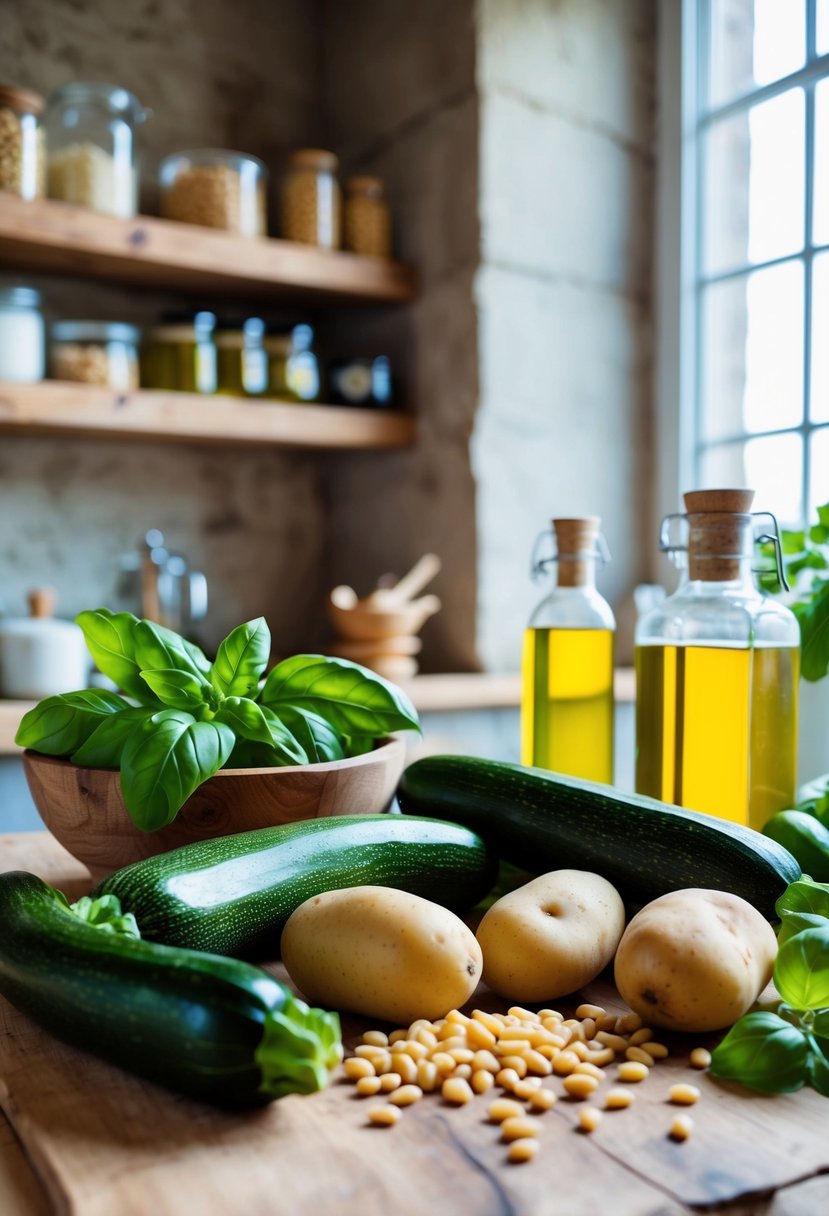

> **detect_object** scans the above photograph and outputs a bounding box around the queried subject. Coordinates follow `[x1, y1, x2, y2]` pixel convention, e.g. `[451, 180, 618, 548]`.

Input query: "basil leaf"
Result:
[343, 735, 376, 757]
[140, 668, 211, 711]
[215, 696, 274, 746]
[278, 705, 345, 763]
[792, 577, 829, 683]
[211, 617, 270, 698]
[813, 1009, 829, 1038]
[120, 710, 234, 831]
[797, 774, 829, 828]
[778, 910, 829, 946]
[133, 620, 211, 684]
[71, 706, 156, 768]
[70, 894, 141, 940]
[15, 690, 133, 755]
[709, 1011, 810, 1093]
[225, 740, 290, 768]
[261, 706, 309, 766]
[260, 654, 420, 738]
[775, 926, 829, 1011]
[75, 609, 156, 702]
[776, 877, 829, 920]
[808, 1039, 829, 1097]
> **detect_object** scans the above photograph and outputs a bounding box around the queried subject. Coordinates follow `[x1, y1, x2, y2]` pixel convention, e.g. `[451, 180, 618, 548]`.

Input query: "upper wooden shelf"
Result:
[0, 195, 417, 304]
[0, 380, 416, 451]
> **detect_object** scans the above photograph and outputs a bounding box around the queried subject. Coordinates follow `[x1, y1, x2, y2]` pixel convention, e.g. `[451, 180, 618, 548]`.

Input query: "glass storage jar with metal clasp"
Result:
[635, 488, 800, 832]
[43, 81, 148, 218]
[0, 285, 45, 382]
[214, 316, 267, 396]
[50, 321, 140, 390]
[141, 311, 217, 393]
[280, 149, 341, 248]
[264, 323, 320, 402]
[0, 84, 46, 199]
[159, 149, 267, 237]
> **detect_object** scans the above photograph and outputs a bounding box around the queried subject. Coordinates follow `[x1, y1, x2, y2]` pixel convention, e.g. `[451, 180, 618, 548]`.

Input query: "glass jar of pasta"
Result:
[0, 85, 45, 200]
[159, 150, 267, 237]
[280, 149, 341, 249]
[343, 176, 391, 258]
[50, 321, 140, 390]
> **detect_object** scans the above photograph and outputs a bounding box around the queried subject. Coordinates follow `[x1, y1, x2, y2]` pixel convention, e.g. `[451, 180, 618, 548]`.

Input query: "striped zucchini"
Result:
[0, 871, 341, 1107]
[93, 814, 497, 957]
[396, 756, 801, 919]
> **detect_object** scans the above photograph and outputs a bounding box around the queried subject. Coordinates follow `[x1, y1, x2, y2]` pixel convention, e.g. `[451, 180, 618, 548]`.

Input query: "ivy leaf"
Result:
[71, 706, 156, 768]
[120, 710, 234, 831]
[133, 620, 211, 684]
[140, 668, 211, 711]
[75, 609, 157, 702]
[709, 1011, 810, 1094]
[211, 617, 270, 698]
[15, 690, 134, 755]
[278, 705, 345, 763]
[215, 696, 274, 746]
[774, 927, 829, 1011]
[260, 654, 419, 738]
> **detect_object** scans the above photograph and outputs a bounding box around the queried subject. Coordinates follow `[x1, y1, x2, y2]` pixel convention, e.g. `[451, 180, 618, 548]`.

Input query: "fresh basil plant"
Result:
[16, 609, 420, 833]
[710, 877, 829, 1096]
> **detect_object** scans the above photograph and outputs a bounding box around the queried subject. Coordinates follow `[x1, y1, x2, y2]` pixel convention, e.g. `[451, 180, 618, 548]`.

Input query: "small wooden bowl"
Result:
[328, 596, 440, 643]
[23, 737, 406, 881]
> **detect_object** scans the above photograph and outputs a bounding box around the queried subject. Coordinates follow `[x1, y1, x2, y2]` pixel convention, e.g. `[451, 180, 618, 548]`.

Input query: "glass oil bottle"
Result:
[635, 489, 800, 831]
[521, 517, 615, 783]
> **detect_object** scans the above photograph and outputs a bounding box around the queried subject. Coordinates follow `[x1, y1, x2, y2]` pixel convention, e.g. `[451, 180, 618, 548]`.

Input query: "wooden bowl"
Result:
[23, 736, 406, 881]
[328, 594, 440, 643]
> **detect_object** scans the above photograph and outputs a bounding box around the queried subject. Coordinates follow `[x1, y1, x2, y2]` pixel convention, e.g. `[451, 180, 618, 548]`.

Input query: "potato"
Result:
[475, 870, 626, 1002]
[280, 885, 482, 1023]
[613, 888, 778, 1033]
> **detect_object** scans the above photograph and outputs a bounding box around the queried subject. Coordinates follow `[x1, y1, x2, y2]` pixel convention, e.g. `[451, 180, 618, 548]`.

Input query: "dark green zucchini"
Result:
[396, 756, 801, 920]
[93, 814, 497, 957]
[0, 871, 341, 1108]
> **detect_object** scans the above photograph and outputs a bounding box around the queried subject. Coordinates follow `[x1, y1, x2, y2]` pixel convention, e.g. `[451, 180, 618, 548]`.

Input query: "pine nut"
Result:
[528, 1086, 556, 1112]
[628, 1027, 654, 1046]
[379, 1073, 402, 1092]
[580, 1017, 597, 1041]
[537, 1043, 562, 1061]
[471, 1009, 503, 1035]
[367, 1105, 401, 1126]
[344, 1056, 375, 1080]
[401, 1040, 429, 1061]
[391, 1053, 418, 1084]
[690, 1047, 712, 1069]
[437, 1035, 468, 1051]
[446, 1009, 471, 1026]
[501, 1116, 539, 1142]
[508, 1006, 538, 1021]
[472, 1050, 500, 1073]
[596, 1013, 619, 1032]
[388, 1028, 409, 1045]
[362, 1029, 389, 1047]
[407, 1019, 433, 1036]
[584, 1047, 616, 1067]
[573, 1062, 605, 1082]
[538, 1009, 563, 1021]
[488, 1097, 525, 1122]
[454, 1064, 472, 1080]
[618, 1061, 650, 1083]
[507, 1138, 539, 1164]
[616, 1013, 643, 1034]
[605, 1087, 635, 1110]
[513, 1077, 543, 1098]
[496, 1068, 521, 1090]
[669, 1084, 701, 1106]
[431, 1052, 455, 1074]
[562, 1019, 586, 1041]
[500, 1054, 529, 1077]
[355, 1075, 383, 1096]
[466, 1020, 497, 1050]
[626, 1046, 655, 1067]
[442, 1077, 474, 1105]
[596, 1031, 628, 1052]
[576, 1003, 606, 1020]
[472, 1068, 495, 1095]
[641, 1041, 669, 1060]
[523, 1049, 553, 1076]
[354, 1044, 385, 1060]
[414, 1028, 438, 1049]
[563, 1073, 599, 1100]
[552, 1051, 581, 1076]
[578, 1106, 603, 1132]
[670, 1114, 694, 1141]
[416, 1060, 439, 1092]
[389, 1084, 423, 1106]
[570, 1041, 591, 1061]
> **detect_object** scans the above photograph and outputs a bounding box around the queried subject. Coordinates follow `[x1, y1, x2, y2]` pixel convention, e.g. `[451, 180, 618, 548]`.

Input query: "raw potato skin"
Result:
[280, 885, 483, 1023]
[613, 888, 778, 1033]
[475, 870, 626, 1002]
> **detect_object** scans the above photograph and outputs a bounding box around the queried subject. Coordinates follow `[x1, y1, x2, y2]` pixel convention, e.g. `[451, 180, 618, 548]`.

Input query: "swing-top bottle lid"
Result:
[683, 488, 755, 581]
[552, 517, 602, 587]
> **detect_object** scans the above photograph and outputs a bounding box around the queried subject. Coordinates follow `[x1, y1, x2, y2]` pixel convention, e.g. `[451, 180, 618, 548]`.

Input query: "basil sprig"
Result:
[710, 878, 829, 1096]
[16, 608, 420, 832]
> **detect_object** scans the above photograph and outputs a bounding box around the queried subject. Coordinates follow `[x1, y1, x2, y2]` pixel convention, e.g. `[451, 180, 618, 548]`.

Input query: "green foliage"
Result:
[16, 610, 420, 832]
[763, 502, 829, 681]
[710, 877, 829, 1096]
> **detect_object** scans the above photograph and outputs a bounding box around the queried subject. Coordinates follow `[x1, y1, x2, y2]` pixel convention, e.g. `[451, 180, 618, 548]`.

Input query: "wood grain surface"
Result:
[1, 832, 828, 1216]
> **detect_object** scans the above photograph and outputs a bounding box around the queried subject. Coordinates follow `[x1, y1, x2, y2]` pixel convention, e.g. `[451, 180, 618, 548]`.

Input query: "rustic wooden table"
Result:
[1, 832, 828, 1216]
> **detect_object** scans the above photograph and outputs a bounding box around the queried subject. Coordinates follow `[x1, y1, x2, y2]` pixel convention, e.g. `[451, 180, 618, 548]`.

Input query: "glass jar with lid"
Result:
[159, 150, 267, 237]
[343, 176, 391, 258]
[280, 149, 341, 248]
[264, 323, 320, 402]
[0, 85, 45, 199]
[215, 317, 267, 396]
[50, 321, 140, 389]
[141, 311, 217, 393]
[0, 285, 44, 381]
[43, 82, 147, 218]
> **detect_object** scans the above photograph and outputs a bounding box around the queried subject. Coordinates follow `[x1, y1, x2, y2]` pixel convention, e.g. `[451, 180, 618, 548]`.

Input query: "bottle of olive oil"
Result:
[635, 489, 800, 832]
[521, 517, 615, 783]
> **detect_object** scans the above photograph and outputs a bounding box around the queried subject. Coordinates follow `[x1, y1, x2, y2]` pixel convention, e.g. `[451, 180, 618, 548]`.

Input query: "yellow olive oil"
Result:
[521, 628, 614, 783]
[635, 644, 799, 831]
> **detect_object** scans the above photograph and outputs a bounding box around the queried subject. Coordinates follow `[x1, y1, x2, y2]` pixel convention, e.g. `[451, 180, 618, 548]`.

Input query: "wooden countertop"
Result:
[1, 832, 828, 1215]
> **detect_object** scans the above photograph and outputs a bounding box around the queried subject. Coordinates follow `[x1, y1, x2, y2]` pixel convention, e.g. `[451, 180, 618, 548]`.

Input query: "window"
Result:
[679, 0, 829, 528]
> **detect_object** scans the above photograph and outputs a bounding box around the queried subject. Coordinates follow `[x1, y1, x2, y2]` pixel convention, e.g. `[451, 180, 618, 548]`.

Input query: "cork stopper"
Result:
[27, 587, 55, 619]
[683, 488, 755, 581]
[553, 517, 601, 587]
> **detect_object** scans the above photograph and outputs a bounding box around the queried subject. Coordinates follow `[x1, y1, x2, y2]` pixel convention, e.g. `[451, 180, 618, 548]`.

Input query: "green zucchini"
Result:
[0, 871, 341, 1108]
[92, 814, 497, 957]
[396, 756, 801, 920]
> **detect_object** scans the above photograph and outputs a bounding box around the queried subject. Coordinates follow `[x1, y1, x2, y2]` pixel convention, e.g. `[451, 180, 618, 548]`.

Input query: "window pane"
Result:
[818, 0, 829, 55]
[813, 80, 829, 246]
[708, 0, 805, 108]
[809, 428, 829, 515]
[700, 263, 804, 441]
[703, 90, 805, 275]
[700, 433, 804, 525]
[810, 254, 829, 422]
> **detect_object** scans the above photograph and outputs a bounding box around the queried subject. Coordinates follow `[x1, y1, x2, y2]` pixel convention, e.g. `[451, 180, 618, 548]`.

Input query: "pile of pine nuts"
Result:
[342, 1002, 708, 1164]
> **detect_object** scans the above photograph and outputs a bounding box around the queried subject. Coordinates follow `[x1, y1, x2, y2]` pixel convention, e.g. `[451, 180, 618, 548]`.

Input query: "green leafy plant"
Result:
[710, 878, 829, 1095]
[762, 501, 829, 682]
[16, 608, 420, 832]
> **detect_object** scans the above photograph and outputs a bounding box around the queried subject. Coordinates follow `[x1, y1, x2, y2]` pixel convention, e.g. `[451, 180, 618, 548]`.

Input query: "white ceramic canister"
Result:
[0, 588, 90, 699]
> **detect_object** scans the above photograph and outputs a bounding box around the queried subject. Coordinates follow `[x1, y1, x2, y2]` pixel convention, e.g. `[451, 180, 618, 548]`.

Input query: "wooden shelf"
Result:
[0, 380, 416, 451]
[0, 195, 417, 304]
[400, 669, 636, 712]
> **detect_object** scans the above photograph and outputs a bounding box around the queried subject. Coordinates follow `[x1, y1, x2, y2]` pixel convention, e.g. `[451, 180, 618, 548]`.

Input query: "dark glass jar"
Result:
[328, 355, 393, 407]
